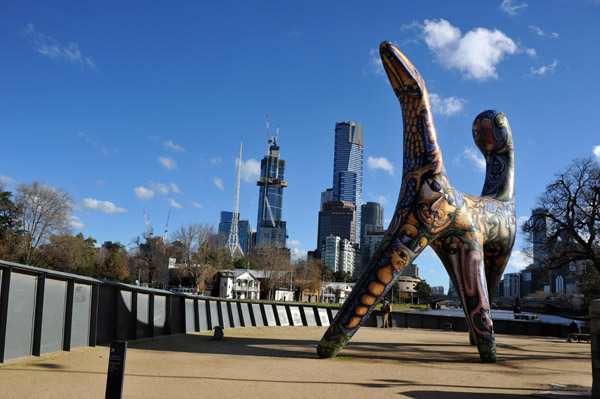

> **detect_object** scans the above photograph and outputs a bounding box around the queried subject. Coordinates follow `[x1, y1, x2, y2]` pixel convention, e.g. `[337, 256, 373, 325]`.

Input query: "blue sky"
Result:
[2, 0, 600, 290]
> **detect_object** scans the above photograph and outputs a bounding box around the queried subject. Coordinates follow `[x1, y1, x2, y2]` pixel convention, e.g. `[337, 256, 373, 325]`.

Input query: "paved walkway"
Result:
[0, 326, 593, 398]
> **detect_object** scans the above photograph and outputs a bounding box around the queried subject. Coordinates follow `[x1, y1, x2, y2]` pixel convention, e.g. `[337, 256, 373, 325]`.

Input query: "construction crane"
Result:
[265, 114, 279, 149]
[163, 210, 170, 242]
[143, 208, 153, 237]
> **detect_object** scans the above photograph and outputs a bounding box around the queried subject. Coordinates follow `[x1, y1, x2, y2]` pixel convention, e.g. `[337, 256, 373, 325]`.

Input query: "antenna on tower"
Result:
[227, 137, 244, 257]
[163, 210, 170, 242]
[266, 114, 272, 151]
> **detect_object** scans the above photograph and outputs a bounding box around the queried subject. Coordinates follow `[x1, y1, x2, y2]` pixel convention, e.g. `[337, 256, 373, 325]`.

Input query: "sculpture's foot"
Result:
[477, 341, 497, 363]
[317, 324, 351, 358]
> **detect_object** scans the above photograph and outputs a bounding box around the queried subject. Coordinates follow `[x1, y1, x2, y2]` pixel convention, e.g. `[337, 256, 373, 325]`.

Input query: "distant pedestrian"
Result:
[382, 300, 392, 328]
[568, 320, 581, 342]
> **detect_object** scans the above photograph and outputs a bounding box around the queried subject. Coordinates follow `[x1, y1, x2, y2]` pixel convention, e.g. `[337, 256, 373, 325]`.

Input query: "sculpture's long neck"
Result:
[399, 88, 445, 179]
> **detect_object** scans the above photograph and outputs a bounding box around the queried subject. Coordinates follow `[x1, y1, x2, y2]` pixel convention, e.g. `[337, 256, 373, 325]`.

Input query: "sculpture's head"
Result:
[379, 41, 429, 112]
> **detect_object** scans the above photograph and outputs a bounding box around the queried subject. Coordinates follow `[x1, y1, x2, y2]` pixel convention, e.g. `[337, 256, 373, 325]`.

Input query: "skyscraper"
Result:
[332, 121, 364, 239]
[361, 202, 383, 235]
[317, 201, 357, 253]
[218, 211, 252, 255]
[360, 202, 384, 274]
[256, 141, 288, 248]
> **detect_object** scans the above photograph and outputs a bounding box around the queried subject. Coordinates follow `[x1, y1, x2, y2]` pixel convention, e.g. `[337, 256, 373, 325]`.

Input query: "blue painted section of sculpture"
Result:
[317, 41, 516, 363]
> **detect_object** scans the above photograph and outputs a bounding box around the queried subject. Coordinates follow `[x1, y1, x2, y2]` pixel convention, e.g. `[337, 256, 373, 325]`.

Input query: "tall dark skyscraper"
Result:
[360, 202, 384, 274]
[256, 141, 287, 248]
[361, 202, 383, 235]
[332, 121, 364, 239]
[316, 200, 357, 252]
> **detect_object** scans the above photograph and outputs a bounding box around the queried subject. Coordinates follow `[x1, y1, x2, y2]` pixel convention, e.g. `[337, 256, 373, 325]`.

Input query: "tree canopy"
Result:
[523, 157, 600, 273]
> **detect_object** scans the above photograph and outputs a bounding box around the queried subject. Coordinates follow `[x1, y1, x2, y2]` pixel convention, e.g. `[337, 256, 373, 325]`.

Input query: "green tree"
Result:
[37, 233, 96, 275]
[0, 187, 22, 261]
[332, 270, 356, 282]
[415, 280, 432, 305]
[95, 241, 130, 282]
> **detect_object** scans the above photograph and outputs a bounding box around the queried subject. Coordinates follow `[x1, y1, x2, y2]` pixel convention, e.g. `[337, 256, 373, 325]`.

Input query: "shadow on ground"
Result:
[122, 327, 589, 367]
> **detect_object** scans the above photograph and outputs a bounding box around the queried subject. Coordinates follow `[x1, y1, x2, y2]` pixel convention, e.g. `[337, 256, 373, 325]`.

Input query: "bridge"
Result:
[430, 296, 561, 310]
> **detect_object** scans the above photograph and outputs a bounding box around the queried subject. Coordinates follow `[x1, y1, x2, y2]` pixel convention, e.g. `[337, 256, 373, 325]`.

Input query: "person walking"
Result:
[382, 300, 392, 328]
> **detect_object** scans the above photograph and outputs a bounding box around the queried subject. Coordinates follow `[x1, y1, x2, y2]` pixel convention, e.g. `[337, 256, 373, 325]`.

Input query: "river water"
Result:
[418, 308, 575, 325]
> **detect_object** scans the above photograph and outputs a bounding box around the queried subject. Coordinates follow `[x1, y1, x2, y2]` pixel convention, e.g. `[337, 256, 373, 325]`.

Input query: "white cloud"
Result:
[81, 198, 127, 214]
[530, 59, 558, 76]
[429, 93, 467, 116]
[213, 178, 224, 190]
[69, 215, 85, 230]
[170, 182, 182, 194]
[210, 157, 223, 165]
[237, 158, 261, 183]
[368, 48, 385, 75]
[287, 239, 302, 247]
[23, 24, 95, 68]
[529, 25, 545, 36]
[376, 195, 390, 205]
[97, 180, 107, 186]
[134, 186, 155, 201]
[593, 145, 600, 159]
[551, 32, 559, 39]
[500, 0, 528, 16]
[290, 247, 308, 263]
[164, 140, 186, 153]
[168, 198, 184, 209]
[0, 174, 16, 185]
[461, 147, 486, 172]
[367, 156, 394, 176]
[158, 156, 177, 170]
[148, 181, 181, 195]
[191, 201, 203, 209]
[506, 250, 531, 271]
[422, 19, 518, 81]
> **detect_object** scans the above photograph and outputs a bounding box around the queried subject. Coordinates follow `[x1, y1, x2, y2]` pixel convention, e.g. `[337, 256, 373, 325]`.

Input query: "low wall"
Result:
[0, 260, 570, 363]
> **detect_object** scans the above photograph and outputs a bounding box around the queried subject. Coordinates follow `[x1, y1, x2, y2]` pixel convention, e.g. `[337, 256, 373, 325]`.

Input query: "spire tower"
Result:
[227, 137, 244, 257]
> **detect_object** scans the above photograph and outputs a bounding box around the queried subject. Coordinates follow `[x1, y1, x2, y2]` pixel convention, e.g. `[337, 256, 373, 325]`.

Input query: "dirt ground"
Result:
[0, 326, 593, 399]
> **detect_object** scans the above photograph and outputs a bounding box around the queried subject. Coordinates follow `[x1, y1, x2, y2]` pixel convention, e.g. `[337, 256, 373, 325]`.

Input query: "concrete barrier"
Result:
[0, 260, 583, 364]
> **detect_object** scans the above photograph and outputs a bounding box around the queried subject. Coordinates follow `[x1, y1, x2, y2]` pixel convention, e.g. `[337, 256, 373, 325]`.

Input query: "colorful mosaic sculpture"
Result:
[317, 42, 516, 363]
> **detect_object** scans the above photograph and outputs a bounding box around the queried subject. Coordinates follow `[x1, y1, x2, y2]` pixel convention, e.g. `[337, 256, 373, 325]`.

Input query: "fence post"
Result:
[590, 299, 600, 399]
[0, 267, 12, 363]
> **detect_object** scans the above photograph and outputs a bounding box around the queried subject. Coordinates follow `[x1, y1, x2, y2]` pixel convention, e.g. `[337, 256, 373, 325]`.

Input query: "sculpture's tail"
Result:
[472, 110, 514, 202]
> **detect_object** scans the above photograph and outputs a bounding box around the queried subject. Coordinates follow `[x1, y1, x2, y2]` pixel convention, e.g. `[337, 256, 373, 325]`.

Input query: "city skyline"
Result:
[2, 1, 600, 290]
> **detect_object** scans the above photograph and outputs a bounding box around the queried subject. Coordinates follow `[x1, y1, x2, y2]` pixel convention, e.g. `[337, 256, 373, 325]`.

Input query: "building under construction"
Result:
[255, 115, 288, 248]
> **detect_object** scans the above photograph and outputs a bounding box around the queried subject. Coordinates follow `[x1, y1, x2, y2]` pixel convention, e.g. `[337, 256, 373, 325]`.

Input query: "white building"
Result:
[219, 269, 261, 300]
[323, 236, 359, 276]
[322, 282, 354, 304]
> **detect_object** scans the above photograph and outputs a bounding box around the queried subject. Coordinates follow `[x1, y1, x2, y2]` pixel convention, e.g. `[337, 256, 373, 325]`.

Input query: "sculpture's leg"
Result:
[431, 235, 497, 362]
[317, 234, 425, 358]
